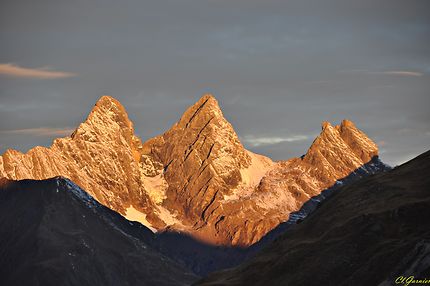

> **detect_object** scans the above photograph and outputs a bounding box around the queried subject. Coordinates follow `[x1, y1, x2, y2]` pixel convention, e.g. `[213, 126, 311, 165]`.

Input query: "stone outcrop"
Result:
[0, 96, 167, 229]
[208, 119, 381, 245]
[0, 94, 386, 246]
[197, 150, 430, 286]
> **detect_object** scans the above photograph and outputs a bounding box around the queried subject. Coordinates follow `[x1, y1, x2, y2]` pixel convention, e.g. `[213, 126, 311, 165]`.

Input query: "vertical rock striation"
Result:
[0, 96, 166, 229]
[0, 94, 387, 246]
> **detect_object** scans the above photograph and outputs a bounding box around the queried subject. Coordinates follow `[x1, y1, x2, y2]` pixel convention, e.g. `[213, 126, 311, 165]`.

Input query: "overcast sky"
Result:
[0, 0, 429, 166]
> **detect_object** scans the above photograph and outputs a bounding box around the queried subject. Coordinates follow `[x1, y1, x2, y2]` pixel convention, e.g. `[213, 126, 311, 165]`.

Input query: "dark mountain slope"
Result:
[197, 150, 430, 286]
[0, 177, 197, 286]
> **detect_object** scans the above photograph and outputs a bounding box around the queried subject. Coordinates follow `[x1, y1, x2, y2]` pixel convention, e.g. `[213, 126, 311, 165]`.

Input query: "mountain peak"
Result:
[199, 93, 217, 103]
[0, 96, 388, 248]
[71, 95, 135, 143]
[91, 95, 129, 121]
[340, 119, 355, 128]
[143, 94, 253, 231]
[95, 95, 124, 109]
[177, 94, 223, 129]
[305, 119, 378, 171]
[321, 121, 332, 130]
[336, 119, 378, 162]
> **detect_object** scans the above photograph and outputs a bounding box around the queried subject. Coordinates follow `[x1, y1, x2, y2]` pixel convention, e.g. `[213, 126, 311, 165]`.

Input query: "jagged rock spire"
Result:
[0, 95, 387, 247]
[337, 119, 378, 162]
[71, 95, 137, 143]
[0, 95, 160, 231]
[303, 119, 379, 181]
[143, 94, 253, 228]
[177, 94, 223, 128]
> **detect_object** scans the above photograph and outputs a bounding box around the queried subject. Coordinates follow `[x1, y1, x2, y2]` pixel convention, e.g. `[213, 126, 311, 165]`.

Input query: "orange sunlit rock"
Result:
[0, 94, 381, 246]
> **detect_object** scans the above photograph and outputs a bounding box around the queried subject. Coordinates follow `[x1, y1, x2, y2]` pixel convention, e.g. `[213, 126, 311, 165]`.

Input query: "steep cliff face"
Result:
[182, 119, 383, 246]
[197, 150, 430, 286]
[214, 119, 382, 246]
[142, 95, 275, 243]
[0, 94, 386, 246]
[0, 96, 168, 229]
[142, 95, 385, 246]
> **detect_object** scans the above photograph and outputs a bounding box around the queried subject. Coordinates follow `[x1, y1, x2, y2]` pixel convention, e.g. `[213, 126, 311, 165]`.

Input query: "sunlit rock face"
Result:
[0, 96, 167, 229]
[218, 119, 381, 246]
[197, 150, 430, 286]
[0, 94, 385, 246]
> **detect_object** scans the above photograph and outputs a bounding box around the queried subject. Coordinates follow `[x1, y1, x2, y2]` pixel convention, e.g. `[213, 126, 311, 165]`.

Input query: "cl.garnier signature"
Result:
[396, 276, 430, 285]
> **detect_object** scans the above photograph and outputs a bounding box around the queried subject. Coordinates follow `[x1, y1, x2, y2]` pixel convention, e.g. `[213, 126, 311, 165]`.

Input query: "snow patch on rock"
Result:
[223, 151, 274, 201]
[125, 206, 157, 232]
[141, 173, 168, 205]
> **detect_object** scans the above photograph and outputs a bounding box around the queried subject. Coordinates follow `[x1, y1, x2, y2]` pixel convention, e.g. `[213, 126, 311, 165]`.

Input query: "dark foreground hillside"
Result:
[197, 150, 430, 286]
[0, 178, 197, 286]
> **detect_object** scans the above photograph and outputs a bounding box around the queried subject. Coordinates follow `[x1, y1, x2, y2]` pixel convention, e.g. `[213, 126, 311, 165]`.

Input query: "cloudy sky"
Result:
[0, 0, 429, 166]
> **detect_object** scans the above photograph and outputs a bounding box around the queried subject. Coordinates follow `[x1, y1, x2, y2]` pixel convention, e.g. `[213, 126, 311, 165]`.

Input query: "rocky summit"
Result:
[197, 150, 430, 286]
[0, 94, 388, 246]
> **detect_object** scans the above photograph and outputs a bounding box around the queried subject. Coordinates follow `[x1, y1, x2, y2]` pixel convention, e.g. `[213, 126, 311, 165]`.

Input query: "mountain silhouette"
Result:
[0, 94, 388, 247]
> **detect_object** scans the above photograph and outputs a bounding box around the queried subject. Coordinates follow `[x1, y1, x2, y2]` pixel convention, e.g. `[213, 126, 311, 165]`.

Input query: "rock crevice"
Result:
[0, 94, 387, 246]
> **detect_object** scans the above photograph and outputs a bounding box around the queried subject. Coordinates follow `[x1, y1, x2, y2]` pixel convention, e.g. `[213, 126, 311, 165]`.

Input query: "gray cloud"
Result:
[0, 63, 76, 79]
[341, 69, 424, 77]
[0, 127, 74, 137]
[377, 71, 423, 77]
[0, 0, 429, 166]
[242, 135, 310, 147]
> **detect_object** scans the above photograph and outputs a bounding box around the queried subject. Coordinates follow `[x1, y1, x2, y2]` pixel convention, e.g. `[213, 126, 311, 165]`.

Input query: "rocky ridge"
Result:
[0, 96, 169, 229]
[197, 150, 430, 286]
[0, 94, 387, 246]
[0, 177, 197, 286]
